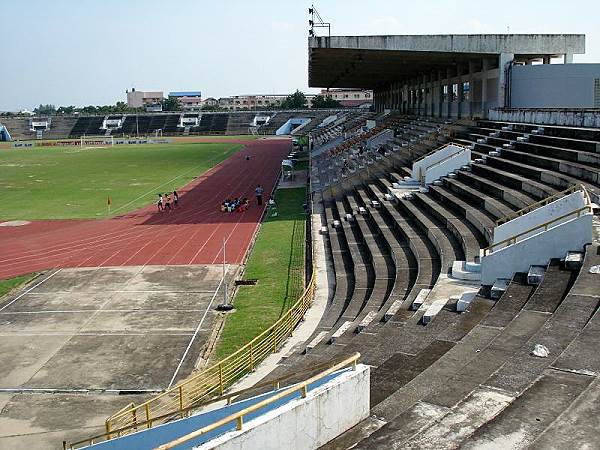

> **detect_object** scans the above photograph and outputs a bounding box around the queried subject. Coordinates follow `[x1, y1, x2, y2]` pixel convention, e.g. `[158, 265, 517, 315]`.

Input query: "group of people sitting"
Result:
[157, 191, 179, 212]
[221, 197, 250, 213]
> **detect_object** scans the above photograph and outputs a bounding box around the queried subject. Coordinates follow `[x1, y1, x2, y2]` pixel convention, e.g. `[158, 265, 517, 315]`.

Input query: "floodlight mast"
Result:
[308, 5, 330, 37]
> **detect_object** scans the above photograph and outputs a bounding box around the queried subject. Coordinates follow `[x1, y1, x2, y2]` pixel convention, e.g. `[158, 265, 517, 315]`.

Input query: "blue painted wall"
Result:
[85, 369, 350, 450]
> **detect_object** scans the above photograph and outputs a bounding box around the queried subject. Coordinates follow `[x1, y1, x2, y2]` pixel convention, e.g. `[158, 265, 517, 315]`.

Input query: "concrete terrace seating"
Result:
[192, 113, 229, 134]
[69, 116, 105, 137]
[311, 116, 444, 190]
[231, 115, 600, 449]
[225, 112, 256, 135]
[325, 245, 594, 449]
[454, 120, 600, 201]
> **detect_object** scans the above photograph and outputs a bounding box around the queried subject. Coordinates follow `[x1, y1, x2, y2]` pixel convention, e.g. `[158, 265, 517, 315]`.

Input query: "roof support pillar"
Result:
[498, 52, 514, 109]
[481, 58, 490, 118]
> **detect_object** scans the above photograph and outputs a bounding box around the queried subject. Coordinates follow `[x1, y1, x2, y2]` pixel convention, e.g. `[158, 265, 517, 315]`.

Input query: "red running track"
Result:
[0, 139, 290, 280]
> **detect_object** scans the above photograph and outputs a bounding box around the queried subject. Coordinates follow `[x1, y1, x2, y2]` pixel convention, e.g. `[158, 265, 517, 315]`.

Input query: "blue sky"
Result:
[1, 0, 599, 110]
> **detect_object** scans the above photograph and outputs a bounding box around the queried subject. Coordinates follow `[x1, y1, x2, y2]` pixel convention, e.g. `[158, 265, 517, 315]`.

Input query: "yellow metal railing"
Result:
[495, 185, 582, 226]
[483, 204, 592, 256]
[94, 265, 317, 442]
[63, 349, 355, 450]
[154, 352, 360, 450]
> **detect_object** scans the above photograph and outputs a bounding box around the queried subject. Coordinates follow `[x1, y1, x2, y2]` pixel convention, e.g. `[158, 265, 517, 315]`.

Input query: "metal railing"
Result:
[495, 185, 582, 226]
[91, 265, 317, 442]
[482, 204, 593, 256]
[155, 352, 361, 450]
[63, 349, 354, 450]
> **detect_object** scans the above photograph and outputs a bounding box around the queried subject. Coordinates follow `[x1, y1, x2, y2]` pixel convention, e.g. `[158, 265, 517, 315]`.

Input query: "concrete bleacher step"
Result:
[491, 278, 511, 300]
[304, 331, 328, 353]
[565, 250, 584, 269]
[355, 311, 378, 333]
[456, 291, 478, 312]
[451, 260, 481, 281]
[399, 387, 515, 449]
[422, 299, 448, 325]
[411, 288, 431, 311]
[527, 265, 546, 285]
[461, 369, 593, 449]
[329, 321, 353, 344]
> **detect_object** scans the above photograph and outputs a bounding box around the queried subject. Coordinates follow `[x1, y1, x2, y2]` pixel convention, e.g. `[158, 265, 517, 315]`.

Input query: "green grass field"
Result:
[214, 187, 307, 359]
[0, 273, 36, 299]
[0, 142, 242, 220]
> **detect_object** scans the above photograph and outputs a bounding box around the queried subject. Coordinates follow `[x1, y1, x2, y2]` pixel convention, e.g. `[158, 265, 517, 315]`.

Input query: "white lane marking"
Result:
[0, 269, 62, 313]
[167, 269, 226, 388]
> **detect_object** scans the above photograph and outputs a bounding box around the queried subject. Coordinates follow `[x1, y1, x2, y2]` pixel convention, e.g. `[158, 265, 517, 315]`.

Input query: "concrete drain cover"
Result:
[0, 220, 31, 227]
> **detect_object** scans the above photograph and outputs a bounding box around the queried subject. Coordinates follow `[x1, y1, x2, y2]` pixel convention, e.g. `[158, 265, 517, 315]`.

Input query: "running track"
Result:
[0, 139, 290, 280]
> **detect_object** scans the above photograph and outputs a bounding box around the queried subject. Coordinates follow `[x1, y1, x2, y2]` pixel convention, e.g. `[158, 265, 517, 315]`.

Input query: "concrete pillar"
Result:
[437, 70, 443, 118]
[498, 52, 514, 109]
[481, 58, 489, 117]
[467, 60, 476, 118]
[564, 53, 573, 64]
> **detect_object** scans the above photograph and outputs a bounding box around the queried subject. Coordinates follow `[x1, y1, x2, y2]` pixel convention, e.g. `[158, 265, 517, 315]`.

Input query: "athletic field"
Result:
[0, 142, 243, 220]
[0, 138, 290, 279]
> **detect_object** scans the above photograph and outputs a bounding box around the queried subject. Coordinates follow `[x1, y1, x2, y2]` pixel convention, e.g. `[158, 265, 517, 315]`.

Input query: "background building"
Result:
[226, 94, 291, 110]
[202, 97, 219, 107]
[168, 91, 203, 110]
[320, 88, 372, 107]
[126, 88, 164, 108]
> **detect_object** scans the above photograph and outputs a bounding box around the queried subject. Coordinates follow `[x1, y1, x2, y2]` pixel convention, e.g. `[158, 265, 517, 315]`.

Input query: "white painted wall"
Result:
[493, 190, 587, 245]
[198, 365, 370, 450]
[481, 214, 593, 285]
[424, 149, 471, 185]
[412, 144, 465, 180]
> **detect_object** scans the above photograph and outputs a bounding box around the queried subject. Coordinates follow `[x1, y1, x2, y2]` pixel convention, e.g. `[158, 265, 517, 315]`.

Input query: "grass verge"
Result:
[0, 273, 37, 299]
[214, 186, 307, 359]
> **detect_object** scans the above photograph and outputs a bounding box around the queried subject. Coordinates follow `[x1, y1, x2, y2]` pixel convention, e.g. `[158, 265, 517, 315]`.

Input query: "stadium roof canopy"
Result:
[308, 34, 585, 89]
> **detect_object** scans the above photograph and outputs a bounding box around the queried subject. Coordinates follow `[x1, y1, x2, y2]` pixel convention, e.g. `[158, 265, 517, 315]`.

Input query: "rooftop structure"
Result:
[126, 89, 164, 108]
[168, 91, 202, 110]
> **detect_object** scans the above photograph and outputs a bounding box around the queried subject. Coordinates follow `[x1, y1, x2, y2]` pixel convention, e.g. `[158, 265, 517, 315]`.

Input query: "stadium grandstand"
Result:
[1, 12, 600, 450]
[0, 110, 353, 141]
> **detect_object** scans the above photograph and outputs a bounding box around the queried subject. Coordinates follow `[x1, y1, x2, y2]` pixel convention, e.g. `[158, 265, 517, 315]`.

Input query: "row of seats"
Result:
[251, 117, 600, 448]
[311, 116, 444, 189]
